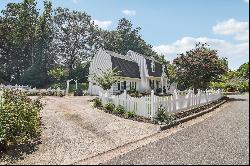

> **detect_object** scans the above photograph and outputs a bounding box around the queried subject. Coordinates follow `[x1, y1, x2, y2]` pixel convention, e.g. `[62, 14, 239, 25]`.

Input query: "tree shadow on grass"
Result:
[0, 137, 42, 164]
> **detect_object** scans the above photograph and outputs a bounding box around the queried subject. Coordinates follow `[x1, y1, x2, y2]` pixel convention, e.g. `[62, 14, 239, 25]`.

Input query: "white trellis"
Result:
[66, 79, 78, 96]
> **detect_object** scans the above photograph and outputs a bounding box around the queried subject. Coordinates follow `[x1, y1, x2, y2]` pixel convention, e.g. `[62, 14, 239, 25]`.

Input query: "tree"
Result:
[52, 7, 102, 74]
[21, 0, 54, 87]
[93, 68, 120, 91]
[70, 62, 90, 83]
[0, 0, 39, 83]
[173, 43, 228, 93]
[48, 67, 68, 82]
[237, 62, 249, 79]
[209, 62, 249, 92]
[102, 18, 159, 58]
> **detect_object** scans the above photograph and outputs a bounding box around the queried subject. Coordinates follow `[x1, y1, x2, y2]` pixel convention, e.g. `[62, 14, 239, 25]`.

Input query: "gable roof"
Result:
[146, 59, 163, 77]
[103, 51, 141, 79]
[103, 49, 164, 79]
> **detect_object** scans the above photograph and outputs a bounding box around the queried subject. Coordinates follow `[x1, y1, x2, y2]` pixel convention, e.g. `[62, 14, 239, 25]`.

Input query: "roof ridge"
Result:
[105, 50, 135, 62]
[127, 50, 162, 64]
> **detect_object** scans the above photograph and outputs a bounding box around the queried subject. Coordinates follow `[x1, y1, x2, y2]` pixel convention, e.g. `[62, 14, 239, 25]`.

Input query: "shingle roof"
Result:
[146, 59, 163, 77]
[111, 56, 141, 79]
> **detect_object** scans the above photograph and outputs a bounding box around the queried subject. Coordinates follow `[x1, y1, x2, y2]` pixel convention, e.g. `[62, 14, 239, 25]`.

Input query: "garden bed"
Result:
[93, 96, 229, 126]
[173, 96, 229, 120]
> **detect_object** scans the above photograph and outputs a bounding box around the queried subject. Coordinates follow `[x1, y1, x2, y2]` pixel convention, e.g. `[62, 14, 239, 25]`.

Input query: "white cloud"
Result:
[72, 0, 80, 4]
[122, 9, 136, 16]
[153, 37, 249, 69]
[244, 0, 249, 4]
[213, 18, 249, 41]
[92, 20, 112, 30]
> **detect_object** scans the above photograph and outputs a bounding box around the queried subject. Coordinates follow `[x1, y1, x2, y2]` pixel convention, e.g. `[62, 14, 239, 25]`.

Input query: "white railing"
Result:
[0, 84, 31, 90]
[99, 89, 223, 121]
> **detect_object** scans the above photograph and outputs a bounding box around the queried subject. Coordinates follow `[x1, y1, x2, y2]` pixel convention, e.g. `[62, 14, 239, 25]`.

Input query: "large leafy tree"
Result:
[51, 7, 102, 74]
[237, 62, 249, 79]
[173, 43, 228, 93]
[209, 62, 249, 92]
[21, 0, 54, 87]
[102, 18, 159, 59]
[0, 0, 38, 83]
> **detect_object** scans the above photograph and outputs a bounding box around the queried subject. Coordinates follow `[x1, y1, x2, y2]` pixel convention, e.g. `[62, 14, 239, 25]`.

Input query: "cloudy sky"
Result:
[0, 0, 249, 69]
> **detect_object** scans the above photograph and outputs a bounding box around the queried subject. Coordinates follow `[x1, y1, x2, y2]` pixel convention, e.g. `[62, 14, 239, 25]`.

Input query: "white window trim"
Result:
[151, 61, 155, 72]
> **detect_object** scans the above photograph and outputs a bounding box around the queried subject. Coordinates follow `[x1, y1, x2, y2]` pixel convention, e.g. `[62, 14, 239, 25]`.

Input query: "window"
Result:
[151, 61, 155, 72]
[117, 81, 120, 91]
[156, 81, 159, 89]
[149, 80, 154, 89]
[123, 81, 127, 90]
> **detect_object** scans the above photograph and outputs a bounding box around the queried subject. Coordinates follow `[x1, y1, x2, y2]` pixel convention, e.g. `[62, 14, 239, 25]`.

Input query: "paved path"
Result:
[105, 94, 249, 165]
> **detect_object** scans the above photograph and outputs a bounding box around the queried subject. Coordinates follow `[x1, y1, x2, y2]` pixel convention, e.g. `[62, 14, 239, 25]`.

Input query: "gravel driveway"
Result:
[1, 96, 158, 165]
[105, 94, 249, 165]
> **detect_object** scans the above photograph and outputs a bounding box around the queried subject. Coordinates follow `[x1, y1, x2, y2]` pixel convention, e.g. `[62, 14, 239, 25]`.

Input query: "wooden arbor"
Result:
[66, 79, 77, 96]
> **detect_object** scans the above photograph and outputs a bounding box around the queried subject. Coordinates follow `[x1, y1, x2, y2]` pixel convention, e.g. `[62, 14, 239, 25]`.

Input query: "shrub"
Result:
[50, 82, 66, 90]
[156, 88, 162, 93]
[104, 102, 115, 112]
[93, 98, 102, 108]
[155, 106, 174, 124]
[0, 90, 43, 149]
[125, 111, 136, 119]
[128, 89, 142, 97]
[114, 105, 125, 115]
[74, 89, 83, 96]
[127, 88, 136, 94]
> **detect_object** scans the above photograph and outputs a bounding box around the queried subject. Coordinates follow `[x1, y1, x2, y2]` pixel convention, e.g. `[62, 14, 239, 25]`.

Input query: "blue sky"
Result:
[0, 0, 249, 69]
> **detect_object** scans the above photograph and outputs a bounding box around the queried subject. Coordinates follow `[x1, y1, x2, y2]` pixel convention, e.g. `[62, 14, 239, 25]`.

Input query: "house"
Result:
[88, 49, 173, 95]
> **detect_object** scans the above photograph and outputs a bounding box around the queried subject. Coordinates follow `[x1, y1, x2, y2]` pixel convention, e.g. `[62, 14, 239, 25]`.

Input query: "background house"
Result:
[88, 49, 169, 95]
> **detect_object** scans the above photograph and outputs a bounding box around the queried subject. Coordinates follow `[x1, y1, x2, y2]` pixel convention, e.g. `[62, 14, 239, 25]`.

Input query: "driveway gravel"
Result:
[105, 94, 249, 165]
[1, 96, 158, 165]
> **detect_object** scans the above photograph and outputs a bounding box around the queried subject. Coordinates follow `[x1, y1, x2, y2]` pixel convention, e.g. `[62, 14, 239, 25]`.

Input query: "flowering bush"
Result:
[0, 90, 43, 149]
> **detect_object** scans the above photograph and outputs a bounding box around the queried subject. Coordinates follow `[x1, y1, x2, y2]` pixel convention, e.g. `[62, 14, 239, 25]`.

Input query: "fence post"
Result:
[221, 89, 223, 98]
[205, 89, 208, 102]
[173, 89, 177, 112]
[187, 89, 191, 107]
[197, 89, 201, 105]
[124, 90, 127, 110]
[218, 89, 221, 99]
[150, 90, 155, 121]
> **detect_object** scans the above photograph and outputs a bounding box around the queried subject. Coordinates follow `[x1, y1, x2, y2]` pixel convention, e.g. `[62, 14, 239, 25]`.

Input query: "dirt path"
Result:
[3, 96, 158, 165]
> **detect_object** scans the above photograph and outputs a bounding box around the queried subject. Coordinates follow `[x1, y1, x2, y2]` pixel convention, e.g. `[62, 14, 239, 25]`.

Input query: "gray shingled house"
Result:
[88, 49, 169, 95]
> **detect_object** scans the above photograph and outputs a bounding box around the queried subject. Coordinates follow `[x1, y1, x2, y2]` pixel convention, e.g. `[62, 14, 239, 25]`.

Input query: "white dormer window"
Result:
[151, 61, 155, 72]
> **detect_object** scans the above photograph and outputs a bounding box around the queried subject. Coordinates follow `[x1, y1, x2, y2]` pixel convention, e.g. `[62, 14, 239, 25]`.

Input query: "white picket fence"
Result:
[0, 84, 31, 90]
[99, 89, 223, 121]
[0, 84, 65, 96]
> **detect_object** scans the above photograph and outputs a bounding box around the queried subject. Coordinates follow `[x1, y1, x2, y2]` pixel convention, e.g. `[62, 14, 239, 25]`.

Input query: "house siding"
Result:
[88, 49, 168, 95]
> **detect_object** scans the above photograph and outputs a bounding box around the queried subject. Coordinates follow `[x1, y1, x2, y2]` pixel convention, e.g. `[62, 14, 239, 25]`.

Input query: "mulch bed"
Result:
[173, 96, 229, 120]
[95, 96, 229, 125]
[96, 107, 153, 124]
